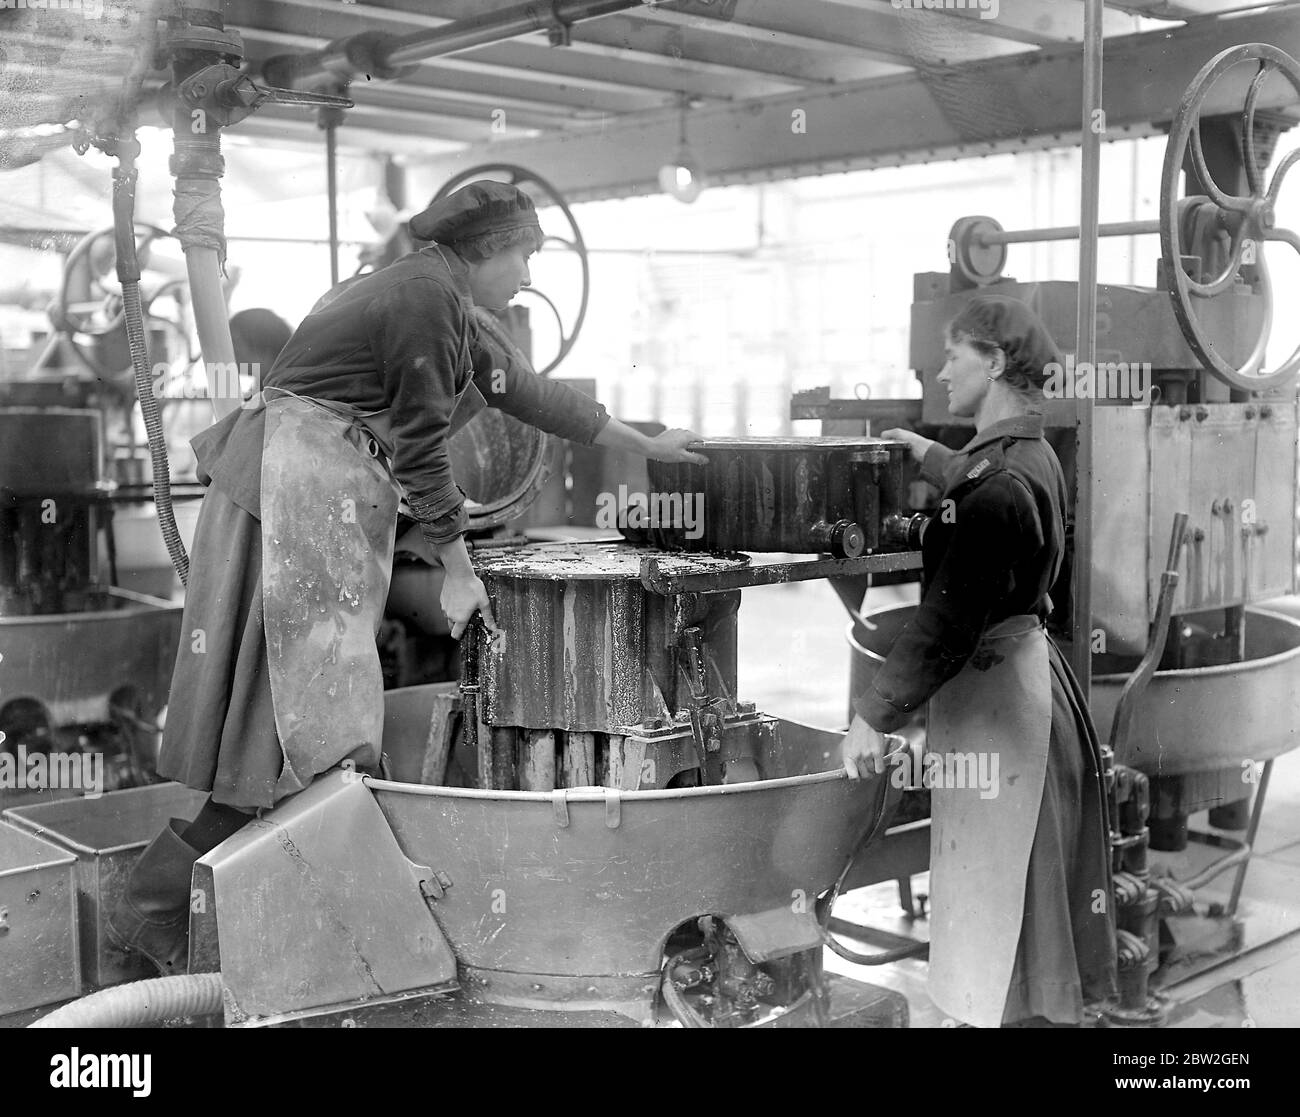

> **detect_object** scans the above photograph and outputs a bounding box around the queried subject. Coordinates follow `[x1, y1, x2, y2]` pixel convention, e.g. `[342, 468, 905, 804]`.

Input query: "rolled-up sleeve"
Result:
[365, 278, 470, 545]
[469, 317, 610, 445]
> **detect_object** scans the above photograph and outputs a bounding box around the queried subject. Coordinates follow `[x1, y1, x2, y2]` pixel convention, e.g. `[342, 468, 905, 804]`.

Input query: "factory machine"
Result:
[3, 0, 1299, 1029]
[816, 44, 1300, 1027]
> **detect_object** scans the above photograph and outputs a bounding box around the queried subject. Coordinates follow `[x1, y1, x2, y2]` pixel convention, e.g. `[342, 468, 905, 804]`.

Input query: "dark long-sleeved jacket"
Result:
[853, 414, 1069, 733]
[191, 247, 609, 543]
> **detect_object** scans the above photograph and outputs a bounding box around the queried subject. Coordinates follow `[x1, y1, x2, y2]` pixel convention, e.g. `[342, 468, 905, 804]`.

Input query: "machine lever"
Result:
[1107, 512, 1190, 756]
[175, 64, 355, 128]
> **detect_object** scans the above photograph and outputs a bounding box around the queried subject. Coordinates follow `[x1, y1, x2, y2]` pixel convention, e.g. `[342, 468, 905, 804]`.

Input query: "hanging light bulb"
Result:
[658, 94, 705, 204]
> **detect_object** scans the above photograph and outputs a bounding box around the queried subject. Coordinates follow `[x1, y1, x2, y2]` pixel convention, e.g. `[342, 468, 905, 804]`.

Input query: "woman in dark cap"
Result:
[108, 181, 708, 975]
[843, 294, 1117, 1027]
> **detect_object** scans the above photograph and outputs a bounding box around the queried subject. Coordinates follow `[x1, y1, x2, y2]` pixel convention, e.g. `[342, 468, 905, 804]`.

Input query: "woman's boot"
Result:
[106, 818, 201, 976]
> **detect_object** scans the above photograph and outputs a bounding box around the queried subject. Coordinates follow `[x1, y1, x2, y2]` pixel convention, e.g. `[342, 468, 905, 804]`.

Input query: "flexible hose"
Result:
[124, 281, 189, 585]
[817, 757, 929, 965]
[114, 147, 190, 586]
[28, 973, 224, 1028]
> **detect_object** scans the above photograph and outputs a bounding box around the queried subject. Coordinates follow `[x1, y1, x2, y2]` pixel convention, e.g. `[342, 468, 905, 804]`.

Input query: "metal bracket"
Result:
[544, 1, 573, 46]
[551, 789, 570, 828]
[604, 790, 622, 829]
[640, 551, 922, 595]
[419, 871, 454, 904]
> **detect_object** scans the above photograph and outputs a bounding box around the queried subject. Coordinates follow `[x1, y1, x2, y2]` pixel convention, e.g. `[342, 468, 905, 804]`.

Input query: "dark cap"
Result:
[409, 181, 542, 244]
[947, 295, 1062, 389]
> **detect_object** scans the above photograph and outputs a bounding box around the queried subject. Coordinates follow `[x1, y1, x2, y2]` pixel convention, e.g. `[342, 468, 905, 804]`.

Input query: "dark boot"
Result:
[107, 818, 201, 976]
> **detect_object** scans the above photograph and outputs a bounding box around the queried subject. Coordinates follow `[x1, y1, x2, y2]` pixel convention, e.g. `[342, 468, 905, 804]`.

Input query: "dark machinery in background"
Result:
[0, 219, 197, 805]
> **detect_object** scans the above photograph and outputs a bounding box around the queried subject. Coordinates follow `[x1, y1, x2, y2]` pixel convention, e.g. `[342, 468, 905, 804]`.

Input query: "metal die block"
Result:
[3, 783, 208, 988]
[645, 437, 909, 555]
[0, 821, 80, 1014]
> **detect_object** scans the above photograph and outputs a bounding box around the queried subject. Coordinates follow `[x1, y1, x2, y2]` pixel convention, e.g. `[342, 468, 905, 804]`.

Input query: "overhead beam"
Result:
[833, 0, 1139, 48]
[415, 8, 1300, 199]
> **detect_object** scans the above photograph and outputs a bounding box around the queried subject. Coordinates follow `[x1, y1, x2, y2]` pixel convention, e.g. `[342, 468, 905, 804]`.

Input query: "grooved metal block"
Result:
[644, 436, 909, 555]
[471, 543, 745, 732]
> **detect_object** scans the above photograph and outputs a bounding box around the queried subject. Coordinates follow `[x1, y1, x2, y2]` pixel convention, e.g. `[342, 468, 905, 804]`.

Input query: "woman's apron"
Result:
[254, 388, 402, 801]
[925, 614, 1052, 1028]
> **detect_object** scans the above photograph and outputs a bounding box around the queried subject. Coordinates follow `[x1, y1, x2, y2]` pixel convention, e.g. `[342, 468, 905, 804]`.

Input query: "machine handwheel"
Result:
[431, 163, 589, 377]
[1160, 44, 1300, 391]
[52, 222, 188, 380]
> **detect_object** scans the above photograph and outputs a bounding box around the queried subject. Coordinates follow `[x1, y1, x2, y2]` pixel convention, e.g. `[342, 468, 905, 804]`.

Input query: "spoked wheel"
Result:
[1160, 44, 1300, 391]
[51, 222, 194, 386]
[430, 163, 589, 377]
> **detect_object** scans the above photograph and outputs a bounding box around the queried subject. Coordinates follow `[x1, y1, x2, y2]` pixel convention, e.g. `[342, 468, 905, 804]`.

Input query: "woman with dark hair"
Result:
[843, 294, 1116, 1027]
[108, 182, 708, 975]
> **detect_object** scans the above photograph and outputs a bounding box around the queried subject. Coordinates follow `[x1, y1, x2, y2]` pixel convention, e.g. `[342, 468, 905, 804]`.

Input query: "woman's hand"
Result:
[646, 428, 709, 465]
[881, 427, 935, 465]
[440, 570, 498, 641]
[840, 715, 890, 779]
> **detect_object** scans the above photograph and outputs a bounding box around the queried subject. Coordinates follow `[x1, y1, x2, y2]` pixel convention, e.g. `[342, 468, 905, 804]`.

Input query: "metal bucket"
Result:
[368, 715, 896, 1017]
[0, 587, 181, 727]
[845, 602, 925, 732]
[0, 821, 80, 1015]
[4, 782, 208, 987]
[846, 602, 1300, 776]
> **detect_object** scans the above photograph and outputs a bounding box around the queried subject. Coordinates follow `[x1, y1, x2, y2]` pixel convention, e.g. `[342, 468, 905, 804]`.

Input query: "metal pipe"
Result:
[187, 248, 241, 420]
[977, 219, 1159, 246]
[1070, 0, 1104, 701]
[325, 120, 340, 288]
[1227, 759, 1273, 916]
[267, 0, 641, 88]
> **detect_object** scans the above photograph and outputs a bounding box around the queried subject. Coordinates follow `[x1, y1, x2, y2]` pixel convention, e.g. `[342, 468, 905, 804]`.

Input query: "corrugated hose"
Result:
[28, 973, 224, 1029]
[114, 143, 190, 586]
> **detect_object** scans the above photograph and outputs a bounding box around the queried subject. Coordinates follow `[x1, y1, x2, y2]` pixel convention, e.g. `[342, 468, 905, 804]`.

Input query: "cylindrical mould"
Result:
[472, 544, 747, 733]
[643, 436, 909, 554]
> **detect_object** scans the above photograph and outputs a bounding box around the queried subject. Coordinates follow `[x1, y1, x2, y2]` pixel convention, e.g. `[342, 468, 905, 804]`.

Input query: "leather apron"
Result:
[925, 614, 1052, 1028]
[255, 388, 401, 800]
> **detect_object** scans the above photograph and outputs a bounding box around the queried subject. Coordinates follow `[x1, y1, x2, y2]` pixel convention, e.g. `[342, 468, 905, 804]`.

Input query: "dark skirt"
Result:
[1001, 637, 1118, 1024]
[155, 486, 282, 810]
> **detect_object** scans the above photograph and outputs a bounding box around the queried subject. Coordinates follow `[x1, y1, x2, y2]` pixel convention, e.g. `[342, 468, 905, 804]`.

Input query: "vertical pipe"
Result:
[325, 120, 340, 289]
[563, 730, 597, 787]
[1070, 0, 1104, 702]
[519, 728, 557, 791]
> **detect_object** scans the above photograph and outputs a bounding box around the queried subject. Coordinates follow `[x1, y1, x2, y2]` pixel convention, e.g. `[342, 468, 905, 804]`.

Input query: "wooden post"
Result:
[418, 690, 460, 786]
[491, 727, 518, 790]
[562, 730, 597, 787]
[605, 734, 646, 791]
[520, 729, 557, 791]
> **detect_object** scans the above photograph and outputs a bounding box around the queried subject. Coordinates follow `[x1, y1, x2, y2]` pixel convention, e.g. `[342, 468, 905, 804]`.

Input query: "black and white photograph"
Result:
[0, 0, 1296, 1075]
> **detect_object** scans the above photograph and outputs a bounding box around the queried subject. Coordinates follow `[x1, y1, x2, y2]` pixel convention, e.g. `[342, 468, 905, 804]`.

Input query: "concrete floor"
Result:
[736, 573, 1300, 1028]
